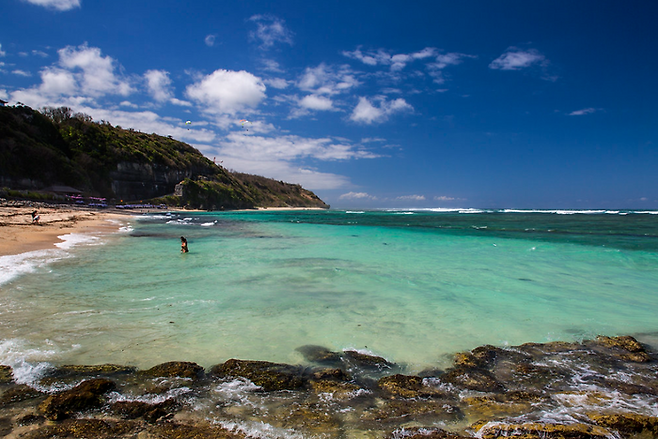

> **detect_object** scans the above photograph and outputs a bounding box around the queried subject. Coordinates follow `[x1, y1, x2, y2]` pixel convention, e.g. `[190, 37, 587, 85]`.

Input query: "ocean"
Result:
[2, 208, 657, 375]
[1, 208, 658, 436]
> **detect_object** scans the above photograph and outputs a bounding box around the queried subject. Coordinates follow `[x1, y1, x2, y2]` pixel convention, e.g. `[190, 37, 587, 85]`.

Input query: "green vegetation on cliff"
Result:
[0, 105, 328, 210]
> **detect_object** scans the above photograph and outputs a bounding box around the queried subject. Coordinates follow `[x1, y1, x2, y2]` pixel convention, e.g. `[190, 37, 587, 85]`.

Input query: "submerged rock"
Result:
[142, 361, 205, 380]
[296, 345, 343, 364]
[209, 359, 305, 391]
[309, 367, 351, 382]
[343, 350, 395, 370]
[39, 378, 116, 421]
[56, 363, 137, 376]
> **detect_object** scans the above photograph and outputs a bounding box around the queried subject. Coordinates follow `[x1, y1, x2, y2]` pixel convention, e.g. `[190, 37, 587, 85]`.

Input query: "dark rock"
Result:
[388, 427, 469, 439]
[473, 422, 612, 439]
[55, 363, 137, 376]
[378, 374, 447, 399]
[589, 413, 658, 436]
[362, 399, 463, 423]
[111, 399, 177, 423]
[147, 421, 244, 438]
[296, 345, 342, 364]
[343, 350, 395, 370]
[209, 359, 305, 391]
[39, 378, 116, 421]
[0, 416, 12, 437]
[16, 413, 45, 426]
[20, 418, 141, 439]
[454, 345, 500, 369]
[0, 383, 45, 405]
[142, 361, 205, 380]
[310, 380, 364, 400]
[0, 365, 13, 383]
[441, 367, 504, 393]
[274, 402, 341, 432]
[309, 367, 351, 382]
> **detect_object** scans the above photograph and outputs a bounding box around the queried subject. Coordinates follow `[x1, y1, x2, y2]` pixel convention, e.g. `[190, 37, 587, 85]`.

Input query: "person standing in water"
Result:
[180, 236, 189, 253]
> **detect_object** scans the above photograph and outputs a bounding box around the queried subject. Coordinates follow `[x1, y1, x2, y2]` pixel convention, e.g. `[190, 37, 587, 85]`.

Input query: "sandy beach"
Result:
[0, 201, 135, 257]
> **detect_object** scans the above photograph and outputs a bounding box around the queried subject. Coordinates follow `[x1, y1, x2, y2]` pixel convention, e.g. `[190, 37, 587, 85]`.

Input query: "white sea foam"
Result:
[200, 221, 218, 227]
[345, 211, 365, 214]
[0, 249, 65, 286]
[217, 420, 304, 439]
[0, 338, 57, 387]
[54, 233, 101, 250]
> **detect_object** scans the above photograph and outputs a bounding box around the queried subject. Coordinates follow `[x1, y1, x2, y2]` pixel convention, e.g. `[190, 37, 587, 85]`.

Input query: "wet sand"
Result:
[0, 201, 135, 257]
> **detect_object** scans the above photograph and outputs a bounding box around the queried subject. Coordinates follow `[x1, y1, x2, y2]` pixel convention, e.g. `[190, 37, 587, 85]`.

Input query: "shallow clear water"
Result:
[1, 209, 658, 375]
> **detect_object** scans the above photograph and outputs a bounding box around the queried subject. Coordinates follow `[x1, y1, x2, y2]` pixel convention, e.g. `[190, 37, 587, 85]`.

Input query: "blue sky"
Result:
[1, 0, 657, 209]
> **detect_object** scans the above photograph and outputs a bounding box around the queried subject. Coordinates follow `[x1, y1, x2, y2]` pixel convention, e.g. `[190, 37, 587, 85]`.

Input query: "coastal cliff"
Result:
[0, 105, 329, 210]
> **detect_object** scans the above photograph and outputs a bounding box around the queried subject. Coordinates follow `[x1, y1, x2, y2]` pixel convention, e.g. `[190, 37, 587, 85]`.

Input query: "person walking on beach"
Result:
[31, 210, 40, 224]
[180, 236, 189, 253]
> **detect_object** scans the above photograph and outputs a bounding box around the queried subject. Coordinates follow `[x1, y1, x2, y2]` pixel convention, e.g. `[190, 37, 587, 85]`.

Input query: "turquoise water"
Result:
[1, 209, 658, 376]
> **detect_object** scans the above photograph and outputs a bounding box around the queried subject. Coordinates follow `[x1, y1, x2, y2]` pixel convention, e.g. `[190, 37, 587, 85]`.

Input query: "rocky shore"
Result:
[1, 335, 657, 438]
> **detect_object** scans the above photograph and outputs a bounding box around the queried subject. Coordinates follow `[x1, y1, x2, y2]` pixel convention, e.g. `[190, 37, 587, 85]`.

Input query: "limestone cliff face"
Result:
[109, 162, 191, 201]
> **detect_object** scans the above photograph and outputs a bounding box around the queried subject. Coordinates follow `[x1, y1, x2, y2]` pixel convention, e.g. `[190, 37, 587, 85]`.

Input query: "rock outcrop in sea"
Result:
[0, 335, 657, 438]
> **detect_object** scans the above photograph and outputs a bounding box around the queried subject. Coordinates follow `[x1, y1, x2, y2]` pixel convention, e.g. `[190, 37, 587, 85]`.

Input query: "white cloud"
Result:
[0, 89, 8, 100]
[339, 192, 377, 200]
[22, 0, 80, 11]
[343, 47, 437, 70]
[204, 35, 216, 47]
[297, 63, 360, 95]
[350, 96, 413, 124]
[396, 195, 426, 201]
[58, 44, 132, 97]
[489, 47, 546, 71]
[264, 78, 289, 89]
[249, 15, 294, 49]
[569, 107, 600, 116]
[12, 70, 32, 77]
[185, 69, 266, 115]
[299, 94, 334, 111]
[0, 44, 6, 57]
[434, 195, 455, 201]
[144, 69, 173, 103]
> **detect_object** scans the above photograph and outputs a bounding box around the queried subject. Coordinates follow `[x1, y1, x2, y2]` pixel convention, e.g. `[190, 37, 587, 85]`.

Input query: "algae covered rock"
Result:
[474, 422, 612, 439]
[589, 413, 658, 436]
[39, 378, 116, 421]
[0, 383, 45, 406]
[209, 359, 305, 391]
[0, 365, 13, 383]
[441, 367, 504, 393]
[378, 374, 447, 399]
[595, 335, 651, 362]
[111, 399, 177, 423]
[388, 427, 469, 439]
[142, 361, 205, 380]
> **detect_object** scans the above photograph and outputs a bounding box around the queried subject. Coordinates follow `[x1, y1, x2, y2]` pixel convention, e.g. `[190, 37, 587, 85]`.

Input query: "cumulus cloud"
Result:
[56, 44, 132, 97]
[489, 47, 547, 71]
[22, 0, 80, 11]
[0, 44, 6, 57]
[339, 192, 377, 200]
[350, 96, 413, 124]
[299, 94, 334, 111]
[569, 107, 600, 116]
[185, 69, 266, 115]
[249, 15, 294, 49]
[144, 70, 173, 103]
